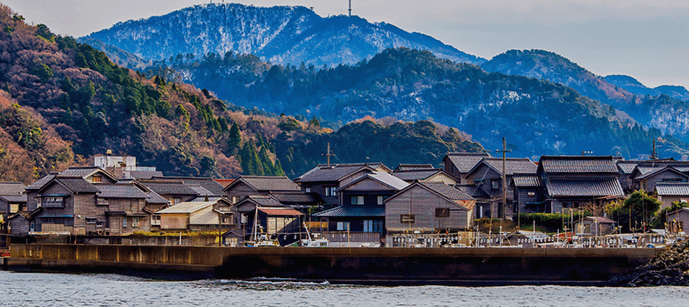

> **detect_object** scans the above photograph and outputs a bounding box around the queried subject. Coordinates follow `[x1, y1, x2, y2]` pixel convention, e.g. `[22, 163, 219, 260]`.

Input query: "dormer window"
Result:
[92, 176, 102, 183]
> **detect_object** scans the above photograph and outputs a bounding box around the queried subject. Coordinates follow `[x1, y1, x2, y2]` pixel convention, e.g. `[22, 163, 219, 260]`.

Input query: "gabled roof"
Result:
[8, 211, 32, 220]
[513, 174, 543, 188]
[394, 164, 435, 171]
[145, 190, 170, 204]
[128, 170, 164, 180]
[391, 169, 445, 181]
[466, 158, 537, 177]
[138, 180, 199, 196]
[188, 184, 214, 197]
[545, 178, 624, 197]
[236, 195, 285, 208]
[631, 166, 688, 180]
[539, 156, 619, 174]
[96, 184, 149, 199]
[443, 152, 492, 173]
[0, 182, 25, 195]
[338, 172, 409, 191]
[313, 206, 384, 217]
[214, 179, 235, 188]
[617, 161, 639, 174]
[656, 182, 689, 196]
[269, 192, 319, 204]
[295, 163, 389, 183]
[25, 173, 57, 191]
[154, 176, 225, 196]
[37, 176, 100, 194]
[0, 194, 27, 203]
[58, 166, 117, 182]
[157, 201, 215, 214]
[225, 176, 301, 193]
[456, 185, 492, 199]
[385, 182, 475, 210]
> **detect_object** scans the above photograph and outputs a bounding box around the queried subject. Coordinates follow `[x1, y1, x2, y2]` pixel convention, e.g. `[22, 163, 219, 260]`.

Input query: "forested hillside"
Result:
[150, 48, 688, 159]
[0, 5, 485, 182]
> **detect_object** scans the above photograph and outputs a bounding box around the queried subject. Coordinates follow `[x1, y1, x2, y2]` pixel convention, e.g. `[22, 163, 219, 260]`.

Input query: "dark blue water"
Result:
[0, 271, 687, 306]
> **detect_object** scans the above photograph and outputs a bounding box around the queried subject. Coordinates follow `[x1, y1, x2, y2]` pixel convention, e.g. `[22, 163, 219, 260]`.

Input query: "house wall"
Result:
[161, 213, 190, 230]
[515, 187, 547, 213]
[638, 172, 687, 192]
[224, 181, 267, 203]
[443, 158, 461, 182]
[424, 174, 457, 185]
[385, 185, 472, 232]
[658, 195, 689, 210]
[301, 182, 338, 205]
[189, 206, 218, 225]
[668, 211, 689, 232]
[8, 217, 30, 235]
[33, 184, 77, 234]
[464, 165, 514, 201]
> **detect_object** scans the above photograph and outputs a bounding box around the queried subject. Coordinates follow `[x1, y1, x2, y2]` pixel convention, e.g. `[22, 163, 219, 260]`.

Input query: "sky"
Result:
[2, 0, 688, 89]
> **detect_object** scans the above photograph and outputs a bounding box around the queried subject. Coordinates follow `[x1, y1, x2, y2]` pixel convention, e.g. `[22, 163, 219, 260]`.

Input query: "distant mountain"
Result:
[151, 47, 689, 159]
[82, 3, 484, 68]
[481, 50, 689, 139]
[605, 74, 689, 101]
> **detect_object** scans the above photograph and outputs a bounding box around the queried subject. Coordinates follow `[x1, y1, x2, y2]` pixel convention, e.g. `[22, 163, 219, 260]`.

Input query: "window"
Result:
[364, 220, 384, 232]
[400, 214, 415, 223]
[231, 196, 238, 203]
[123, 217, 127, 228]
[173, 198, 180, 205]
[132, 217, 139, 228]
[86, 218, 98, 224]
[527, 191, 536, 197]
[92, 176, 102, 183]
[377, 195, 388, 205]
[435, 208, 450, 218]
[305, 187, 311, 193]
[325, 187, 337, 197]
[351, 195, 364, 205]
[9, 204, 19, 214]
[491, 180, 500, 190]
[43, 197, 64, 208]
[151, 215, 161, 225]
[336, 221, 350, 231]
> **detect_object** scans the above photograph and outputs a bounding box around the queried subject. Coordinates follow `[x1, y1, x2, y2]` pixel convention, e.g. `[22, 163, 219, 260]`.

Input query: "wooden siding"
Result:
[636, 171, 687, 192]
[385, 185, 472, 232]
[224, 181, 268, 203]
[658, 195, 689, 210]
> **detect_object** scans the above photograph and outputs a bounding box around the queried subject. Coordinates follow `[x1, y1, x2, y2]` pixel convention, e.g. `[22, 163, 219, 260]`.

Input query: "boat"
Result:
[300, 222, 329, 247]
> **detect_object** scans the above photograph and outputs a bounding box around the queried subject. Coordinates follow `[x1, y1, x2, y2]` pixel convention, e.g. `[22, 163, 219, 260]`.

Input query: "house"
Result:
[314, 172, 408, 235]
[138, 179, 201, 205]
[154, 176, 225, 197]
[157, 198, 234, 231]
[538, 156, 624, 213]
[617, 160, 639, 192]
[574, 216, 617, 236]
[456, 185, 493, 219]
[384, 182, 475, 234]
[393, 164, 435, 171]
[668, 208, 689, 233]
[463, 157, 537, 218]
[391, 169, 457, 185]
[512, 174, 547, 214]
[442, 152, 491, 183]
[0, 182, 26, 225]
[656, 182, 689, 210]
[95, 183, 166, 234]
[630, 166, 689, 192]
[223, 175, 303, 204]
[294, 163, 391, 206]
[233, 196, 303, 243]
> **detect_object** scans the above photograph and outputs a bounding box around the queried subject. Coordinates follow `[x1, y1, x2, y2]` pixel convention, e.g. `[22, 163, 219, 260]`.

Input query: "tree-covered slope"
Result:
[152, 47, 688, 159]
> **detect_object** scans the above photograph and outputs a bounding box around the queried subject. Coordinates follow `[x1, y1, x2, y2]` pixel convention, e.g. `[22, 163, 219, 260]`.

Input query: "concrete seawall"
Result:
[8, 244, 664, 285]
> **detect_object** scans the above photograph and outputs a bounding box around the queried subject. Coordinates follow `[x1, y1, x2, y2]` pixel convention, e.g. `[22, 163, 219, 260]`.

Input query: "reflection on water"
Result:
[0, 271, 687, 307]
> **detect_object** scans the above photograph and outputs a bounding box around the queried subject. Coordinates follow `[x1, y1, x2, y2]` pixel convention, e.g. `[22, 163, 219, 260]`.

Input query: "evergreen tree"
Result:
[228, 123, 241, 150]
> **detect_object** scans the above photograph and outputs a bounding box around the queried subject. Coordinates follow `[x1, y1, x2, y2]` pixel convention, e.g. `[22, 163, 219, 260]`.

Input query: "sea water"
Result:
[0, 271, 687, 306]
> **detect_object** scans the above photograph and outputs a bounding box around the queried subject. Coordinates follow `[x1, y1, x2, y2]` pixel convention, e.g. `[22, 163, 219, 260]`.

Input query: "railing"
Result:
[319, 231, 381, 243]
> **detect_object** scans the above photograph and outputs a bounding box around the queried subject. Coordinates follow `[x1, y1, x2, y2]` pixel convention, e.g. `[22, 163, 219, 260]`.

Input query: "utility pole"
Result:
[651, 139, 658, 160]
[348, 0, 352, 17]
[326, 142, 335, 166]
[496, 138, 512, 221]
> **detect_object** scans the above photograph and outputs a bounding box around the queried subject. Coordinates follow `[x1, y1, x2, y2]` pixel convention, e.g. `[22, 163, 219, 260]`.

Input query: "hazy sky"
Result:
[3, 0, 688, 89]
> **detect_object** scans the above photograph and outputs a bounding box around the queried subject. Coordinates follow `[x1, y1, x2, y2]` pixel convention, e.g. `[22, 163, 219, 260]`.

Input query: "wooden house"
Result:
[617, 161, 639, 192]
[538, 156, 624, 213]
[223, 176, 302, 204]
[157, 198, 234, 231]
[442, 152, 491, 184]
[384, 182, 475, 233]
[656, 182, 689, 210]
[314, 172, 408, 234]
[95, 183, 164, 234]
[456, 185, 493, 219]
[138, 179, 205, 205]
[391, 169, 457, 185]
[0, 182, 26, 225]
[463, 157, 537, 218]
[574, 216, 617, 236]
[630, 166, 688, 192]
[512, 174, 547, 214]
[294, 163, 391, 206]
[233, 196, 303, 242]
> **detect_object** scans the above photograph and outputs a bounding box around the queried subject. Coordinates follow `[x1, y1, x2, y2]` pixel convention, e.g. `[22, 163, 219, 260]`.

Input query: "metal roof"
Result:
[313, 206, 385, 217]
[443, 152, 491, 173]
[258, 208, 304, 216]
[540, 156, 619, 174]
[0, 182, 25, 195]
[295, 163, 385, 183]
[97, 184, 149, 199]
[545, 178, 624, 197]
[513, 174, 543, 187]
[656, 183, 689, 196]
[157, 201, 215, 214]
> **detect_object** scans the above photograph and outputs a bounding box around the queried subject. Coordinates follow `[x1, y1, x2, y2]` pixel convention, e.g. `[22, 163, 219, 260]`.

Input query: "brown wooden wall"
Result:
[385, 185, 472, 232]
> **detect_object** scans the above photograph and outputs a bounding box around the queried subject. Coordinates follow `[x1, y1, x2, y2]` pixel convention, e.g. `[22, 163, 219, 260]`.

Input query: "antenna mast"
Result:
[348, 0, 352, 17]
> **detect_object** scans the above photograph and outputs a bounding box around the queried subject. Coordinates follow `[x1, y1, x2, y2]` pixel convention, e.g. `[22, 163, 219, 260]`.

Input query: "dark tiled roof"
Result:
[513, 174, 543, 187]
[97, 184, 149, 199]
[0, 195, 27, 202]
[0, 182, 25, 195]
[145, 190, 170, 204]
[26, 174, 56, 190]
[634, 166, 664, 177]
[55, 177, 100, 193]
[456, 185, 492, 199]
[243, 195, 284, 207]
[270, 192, 319, 203]
[188, 184, 214, 197]
[129, 170, 163, 179]
[656, 183, 689, 196]
[540, 156, 619, 174]
[674, 167, 689, 173]
[394, 164, 435, 171]
[58, 166, 102, 177]
[295, 163, 384, 183]
[480, 158, 537, 176]
[239, 176, 301, 192]
[339, 172, 409, 191]
[155, 176, 225, 196]
[545, 178, 624, 197]
[444, 152, 491, 173]
[617, 162, 639, 174]
[139, 180, 198, 196]
[313, 206, 385, 217]
[391, 169, 442, 181]
[422, 182, 474, 201]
